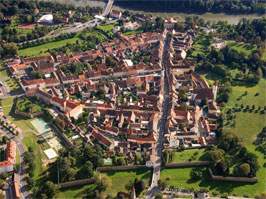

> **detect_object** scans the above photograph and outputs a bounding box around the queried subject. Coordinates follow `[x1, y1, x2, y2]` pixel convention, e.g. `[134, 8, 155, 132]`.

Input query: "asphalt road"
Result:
[145, 30, 170, 199]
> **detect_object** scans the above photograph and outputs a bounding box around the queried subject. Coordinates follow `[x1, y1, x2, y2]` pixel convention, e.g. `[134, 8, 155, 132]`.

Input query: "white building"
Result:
[38, 14, 53, 24]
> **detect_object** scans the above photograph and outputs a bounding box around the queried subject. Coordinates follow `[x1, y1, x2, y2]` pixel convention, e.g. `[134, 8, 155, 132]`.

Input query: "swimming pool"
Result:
[105, 159, 112, 163]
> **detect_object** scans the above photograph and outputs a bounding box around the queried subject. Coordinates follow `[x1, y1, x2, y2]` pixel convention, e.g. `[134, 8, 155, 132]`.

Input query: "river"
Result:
[60, 0, 265, 24]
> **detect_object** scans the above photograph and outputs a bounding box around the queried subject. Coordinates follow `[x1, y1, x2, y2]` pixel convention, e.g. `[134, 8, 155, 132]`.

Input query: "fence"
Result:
[59, 178, 96, 188]
[165, 161, 211, 168]
[15, 110, 43, 118]
[97, 165, 147, 171]
[208, 168, 258, 183]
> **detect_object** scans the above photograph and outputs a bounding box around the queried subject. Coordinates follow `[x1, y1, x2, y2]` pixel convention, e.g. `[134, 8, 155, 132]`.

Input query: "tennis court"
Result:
[31, 118, 51, 135]
[31, 118, 63, 150]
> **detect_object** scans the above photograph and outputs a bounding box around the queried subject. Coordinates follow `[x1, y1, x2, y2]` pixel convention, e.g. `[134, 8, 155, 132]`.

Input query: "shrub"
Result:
[212, 191, 220, 196]
[221, 193, 228, 198]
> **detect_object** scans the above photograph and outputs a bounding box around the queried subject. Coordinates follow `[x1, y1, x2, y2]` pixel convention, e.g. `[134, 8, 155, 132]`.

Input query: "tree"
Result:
[233, 163, 251, 177]
[208, 149, 225, 164]
[2, 42, 18, 56]
[125, 180, 134, 191]
[215, 161, 228, 175]
[158, 179, 167, 190]
[96, 175, 112, 192]
[190, 168, 202, 180]
[155, 193, 163, 199]
[41, 181, 59, 198]
[117, 157, 126, 166]
[26, 176, 36, 189]
[81, 161, 93, 178]
[134, 179, 145, 196]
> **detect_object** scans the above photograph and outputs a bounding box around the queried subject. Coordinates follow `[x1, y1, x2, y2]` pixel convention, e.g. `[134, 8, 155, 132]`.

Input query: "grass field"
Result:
[101, 168, 152, 196]
[18, 37, 82, 57]
[58, 184, 96, 199]
[22, 131, 48, 180]
[227, 42, 257, 56]
[0, 70, 9, 78]
[123, 29, 143, 35]
[171, 148, 206, 162]
[16, 98, 42, 114]
[1, 97, 38, 131]
[97, 23, 117, 32]
[226, 79, 266, 145]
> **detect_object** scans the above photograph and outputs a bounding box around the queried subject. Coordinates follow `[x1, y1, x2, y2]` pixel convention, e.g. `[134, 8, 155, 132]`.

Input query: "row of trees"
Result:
[116, 0, 265, 14]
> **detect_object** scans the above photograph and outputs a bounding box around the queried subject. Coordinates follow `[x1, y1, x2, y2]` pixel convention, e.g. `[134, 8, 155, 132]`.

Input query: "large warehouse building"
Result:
[38, 14, 53, 24]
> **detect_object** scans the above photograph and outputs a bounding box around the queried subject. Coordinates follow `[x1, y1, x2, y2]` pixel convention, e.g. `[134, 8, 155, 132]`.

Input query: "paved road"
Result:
[0, 123, 30, 199]
[145, 29, 170, 198]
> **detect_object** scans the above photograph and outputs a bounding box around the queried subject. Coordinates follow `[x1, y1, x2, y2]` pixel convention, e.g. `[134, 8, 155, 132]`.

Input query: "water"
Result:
[59, 0, 264, 24]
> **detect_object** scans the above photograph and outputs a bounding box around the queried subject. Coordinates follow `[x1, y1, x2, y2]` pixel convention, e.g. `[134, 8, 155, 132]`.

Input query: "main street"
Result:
[145, 30, 170, 198]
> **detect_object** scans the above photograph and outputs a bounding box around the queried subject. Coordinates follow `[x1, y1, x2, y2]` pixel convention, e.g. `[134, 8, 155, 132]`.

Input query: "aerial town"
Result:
[0, 0, 265, 199]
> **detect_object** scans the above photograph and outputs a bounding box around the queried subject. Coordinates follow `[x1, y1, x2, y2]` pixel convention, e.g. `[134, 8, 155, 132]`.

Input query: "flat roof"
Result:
[44, 148, 57, 160]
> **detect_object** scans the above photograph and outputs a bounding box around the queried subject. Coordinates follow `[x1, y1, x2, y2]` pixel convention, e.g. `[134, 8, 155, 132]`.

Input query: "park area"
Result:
[1, 97, 38, 131]
[16, 97, 42, 114]
[18, 36, 82, 57]
[101, 169, 152, 197]
[159, 77, 266, 197]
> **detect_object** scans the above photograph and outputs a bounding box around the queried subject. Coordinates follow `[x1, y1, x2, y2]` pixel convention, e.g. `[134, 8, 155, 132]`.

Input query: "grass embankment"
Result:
[1, 97, 37, 131]
[101, 168, 152, 196]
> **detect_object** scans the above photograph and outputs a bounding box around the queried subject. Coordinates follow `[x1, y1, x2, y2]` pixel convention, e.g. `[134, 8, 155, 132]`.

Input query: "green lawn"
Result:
[226, 79, 266, 145]
[16, 98, 42, 114]
[160, 162, 265, 197]
[4, 78, 22, 95]
[227, 42, 257, 56]
[0, 69, 9, 78]
[97, 23, 117, 32]
[58, 184, 96, 199]
[18, 37, 82, 57]
[101, 168, 152, 196]
[123, 29, 143, 35]
[1, 97, 38, 131]
[171, 148, 206, 162]
[16, 148, 20, 165]
[22, 131, 48, 181]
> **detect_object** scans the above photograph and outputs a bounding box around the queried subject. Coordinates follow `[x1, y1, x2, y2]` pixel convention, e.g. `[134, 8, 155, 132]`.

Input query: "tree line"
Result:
[115, 0, 266, 14]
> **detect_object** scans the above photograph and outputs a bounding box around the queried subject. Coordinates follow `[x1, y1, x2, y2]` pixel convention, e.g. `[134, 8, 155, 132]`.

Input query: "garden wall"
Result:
[15, 110, 43, 118]
[96, 165, 147, 171]
[165, 161, 211, 168]
[49, 122, 73, 146]
[59, 178, 96, 188]
[208, 168, 258, 183]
